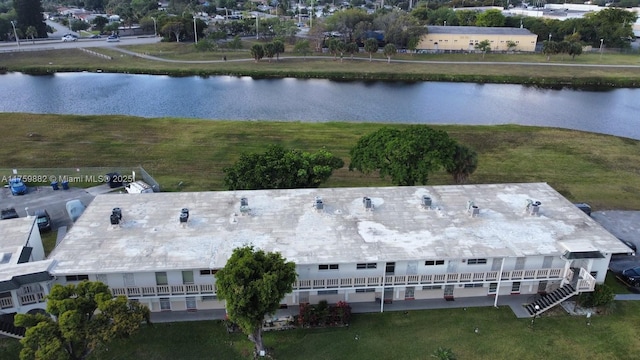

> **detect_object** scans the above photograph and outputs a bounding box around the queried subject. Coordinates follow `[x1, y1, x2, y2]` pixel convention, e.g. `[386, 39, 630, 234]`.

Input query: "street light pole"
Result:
[10, 20, 20, 49]
[256, 13, 259, 40]
[193, 16, 198, 44]
[599, 38, 604, 60]
[151, 17, 157, 37]
[548, 33, 552, 42]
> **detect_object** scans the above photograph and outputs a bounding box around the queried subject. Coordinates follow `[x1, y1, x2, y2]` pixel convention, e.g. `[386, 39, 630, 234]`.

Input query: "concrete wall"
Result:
[417, 32, 537, 52]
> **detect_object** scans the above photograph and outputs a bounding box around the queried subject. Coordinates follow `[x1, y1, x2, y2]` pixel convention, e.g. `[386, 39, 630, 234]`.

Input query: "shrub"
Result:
[579, 284, 615, 308]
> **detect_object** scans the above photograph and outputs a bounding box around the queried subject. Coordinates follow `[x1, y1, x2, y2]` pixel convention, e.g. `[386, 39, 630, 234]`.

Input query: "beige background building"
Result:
[417, 26, 538, 53]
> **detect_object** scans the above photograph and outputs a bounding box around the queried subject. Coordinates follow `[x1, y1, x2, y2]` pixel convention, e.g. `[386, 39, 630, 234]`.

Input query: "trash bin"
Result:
[51, 181, 59, 190]
[61, 181, 69, 190]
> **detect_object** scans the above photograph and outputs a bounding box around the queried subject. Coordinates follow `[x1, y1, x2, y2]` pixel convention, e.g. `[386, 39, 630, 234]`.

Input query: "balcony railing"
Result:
[293, 268, 567, 290]
[0, 297, 14, 309]
[576, 268, 596, 292]
[110, 284, 216, 298]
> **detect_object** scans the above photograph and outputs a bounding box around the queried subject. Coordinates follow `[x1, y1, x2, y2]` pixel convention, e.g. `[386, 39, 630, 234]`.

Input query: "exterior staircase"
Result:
[525, 283, 578, 317]
[0, 313, 26, 339]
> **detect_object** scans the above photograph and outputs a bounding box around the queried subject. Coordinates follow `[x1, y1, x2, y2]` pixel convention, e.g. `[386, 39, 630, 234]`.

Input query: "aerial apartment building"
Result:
[41, 183, 626, 317]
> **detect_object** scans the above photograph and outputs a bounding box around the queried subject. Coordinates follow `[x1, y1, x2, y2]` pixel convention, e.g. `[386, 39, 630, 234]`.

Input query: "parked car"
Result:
[105, 172, 123, 188]
[616, 238, 637, 256]
[621, 266, 640, 287]
[574, 203, 592, 216]
[66, 200, 86, 222]
[34, 209, 52, 232]
[106, 35, 120, 42]
[1, 208, 19, 220]
[9, 178, 27, 195]
[62, 35, 77, 42]
[89, 34, 102, 39]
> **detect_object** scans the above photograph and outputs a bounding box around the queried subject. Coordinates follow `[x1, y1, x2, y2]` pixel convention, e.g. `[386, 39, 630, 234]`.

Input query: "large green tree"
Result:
[215, 246, 297, 356]
[364, 37, 379, 61]
[349, 126, 457, 186]
[14, 281, 150, 360]
[13, 0, 47, 37]
[223, 145, 344, 190]
[445, 144, 478, 184]
[475, 9, 505, 27]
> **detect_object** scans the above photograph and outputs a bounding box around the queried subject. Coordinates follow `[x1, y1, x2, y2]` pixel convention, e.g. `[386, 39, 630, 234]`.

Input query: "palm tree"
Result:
[445, 144, 478, 184]
[26, 26, 37, 44]
[383, 43, 397, 63]
[364, 38, 378, 62]
[432, 347, 457, 360]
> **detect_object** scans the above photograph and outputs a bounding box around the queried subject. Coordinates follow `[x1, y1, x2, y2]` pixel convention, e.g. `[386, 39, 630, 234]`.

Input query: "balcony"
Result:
[110, 284, 216, 298]
[293, 268, 567, 290]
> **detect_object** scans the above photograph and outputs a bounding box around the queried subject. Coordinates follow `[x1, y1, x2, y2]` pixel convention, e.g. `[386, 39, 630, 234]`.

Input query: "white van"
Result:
[125, 181, 153, 194]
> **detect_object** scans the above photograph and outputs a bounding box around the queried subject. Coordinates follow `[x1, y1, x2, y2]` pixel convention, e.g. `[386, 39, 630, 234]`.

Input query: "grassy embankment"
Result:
[2, 113, 640, 210]
[1, 42, 640, 86]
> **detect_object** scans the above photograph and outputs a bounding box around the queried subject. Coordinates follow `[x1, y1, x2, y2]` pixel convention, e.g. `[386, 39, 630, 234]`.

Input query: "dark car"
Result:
[35, 209, 51, 232]
[1, 208, 19, 220]
[574, 203, 592, 216]
[621, 266, 640, 287]
[105, 172, 123, 188]
[89, 34, 102, 39]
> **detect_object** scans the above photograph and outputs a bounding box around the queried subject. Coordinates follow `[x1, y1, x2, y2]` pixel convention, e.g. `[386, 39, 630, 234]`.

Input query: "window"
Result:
[356, 263, 377, 269]
[489, 282, 498, 294]
[464, 283, 484, 288]
[385, 262, 396, 273]
[318, 264, 339, 270]
[160, 298, 171, 311]
[467, 258, 487, 265]
[123, 273, 135, 287]
[355, 288, 375, 293]
[405, 287, 415, 299]
[155, 272, 168, 286]
[182, 271, 194, 284]
[422, 285, 442, 290]
[425, 260, 445, 266]
[199, 269, 218, 275]
[186, 296, 197, 310]
[65, 275, 89, 281]
[511, 282, 521, 293]
[202, 295, 217, 301]
[515, 257, 526, 270]
[317, 290, 338, 295]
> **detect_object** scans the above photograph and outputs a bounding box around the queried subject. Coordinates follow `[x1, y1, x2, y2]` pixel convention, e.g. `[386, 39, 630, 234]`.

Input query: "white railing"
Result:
[577, 268, 596, 292]
[293, 268, 567, 290]
[0, 297, 14, 309]
[110, 284, 216, 298]
[19, 292, 45, 305]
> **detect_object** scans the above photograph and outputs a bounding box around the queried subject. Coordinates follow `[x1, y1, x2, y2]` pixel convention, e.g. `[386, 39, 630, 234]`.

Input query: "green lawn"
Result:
[2, 114, 640, 210]
[3, 302, 638, 360]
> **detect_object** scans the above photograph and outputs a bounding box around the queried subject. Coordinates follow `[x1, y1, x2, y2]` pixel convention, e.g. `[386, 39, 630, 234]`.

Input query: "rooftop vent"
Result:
[363, 197, 373, 211]
[315, 196, 324, 210]
[526, 200, 542, 216]
[467, 200, 479, 217]
[110, 207, 122, 225]
[179, 208, 189, 223]
[240, 198, 251, 215]
[422, 195, 432, 209]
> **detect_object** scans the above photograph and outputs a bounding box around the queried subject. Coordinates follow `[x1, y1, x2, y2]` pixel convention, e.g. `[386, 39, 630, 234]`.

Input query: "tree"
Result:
[223, 145, 344, 190]
[445, 144, 478, 184]
[327, 38, 340, 60]
[264, 42, 276, 62]
[364, 38, 378, 62]
[294, 39, 311, 57]
[25, 25, 37, 44]
[92, 16, 109, 33]
[273, 39, 284, 61]
[14, 0, 48, 38]
[215, 246, 297, 355]
[568, 41, 583, 60]
[250, 44, 265, 63]
[162, 21, 184, 42]
[474, 39, 491, 59]
[345, 42, 359, 59]
[506, 40, 517, 52]
[475, 9, 505, 27]
[383, 43, 397, 63]
[542, 40, 558, 61]
[432, 347, 457, 360]
[14, 281, 150, 360]
[349, 126, 457, 186]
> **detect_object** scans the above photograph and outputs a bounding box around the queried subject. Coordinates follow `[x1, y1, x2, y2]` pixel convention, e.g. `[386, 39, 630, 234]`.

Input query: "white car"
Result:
[106, 35, 120, 42]
[62, 35, 77, 42]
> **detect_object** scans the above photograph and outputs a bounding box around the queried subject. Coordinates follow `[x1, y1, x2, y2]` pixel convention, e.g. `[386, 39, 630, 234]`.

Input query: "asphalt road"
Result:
[0, 35, 160, 52]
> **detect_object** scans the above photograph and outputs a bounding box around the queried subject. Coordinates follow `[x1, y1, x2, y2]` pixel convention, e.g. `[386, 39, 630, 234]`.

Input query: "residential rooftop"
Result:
[49, 183, 627, 275]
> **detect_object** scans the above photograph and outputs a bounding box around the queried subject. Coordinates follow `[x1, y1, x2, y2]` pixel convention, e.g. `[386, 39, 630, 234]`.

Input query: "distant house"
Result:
[417, 26, 538, 53]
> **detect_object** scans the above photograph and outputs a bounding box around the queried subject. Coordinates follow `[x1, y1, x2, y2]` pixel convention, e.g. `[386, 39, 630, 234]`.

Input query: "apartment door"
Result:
[444, 285, 454, 300]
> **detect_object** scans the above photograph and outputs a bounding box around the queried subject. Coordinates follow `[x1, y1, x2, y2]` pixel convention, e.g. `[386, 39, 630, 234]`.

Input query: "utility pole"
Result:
[10, 20, 20, 49]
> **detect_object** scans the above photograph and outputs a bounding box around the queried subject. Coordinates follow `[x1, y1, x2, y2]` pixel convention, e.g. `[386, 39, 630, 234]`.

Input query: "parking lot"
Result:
[1, 183, 111, 231]
[592, 210, 640, 274]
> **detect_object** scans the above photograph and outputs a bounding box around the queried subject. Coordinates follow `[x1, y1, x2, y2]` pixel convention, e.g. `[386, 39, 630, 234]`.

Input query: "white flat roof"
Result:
[49, 183, 627, 275]
[0, 217, 36, 266]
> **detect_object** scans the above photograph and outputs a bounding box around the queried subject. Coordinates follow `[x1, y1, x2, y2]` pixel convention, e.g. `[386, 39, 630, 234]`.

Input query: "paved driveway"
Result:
[592, 210, 640, 273]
